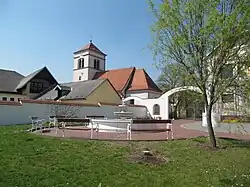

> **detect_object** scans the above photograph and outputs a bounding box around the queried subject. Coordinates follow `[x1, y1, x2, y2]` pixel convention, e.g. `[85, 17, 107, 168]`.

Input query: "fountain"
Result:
[87, 102, 133, 133]
[113, 102, 133, 119]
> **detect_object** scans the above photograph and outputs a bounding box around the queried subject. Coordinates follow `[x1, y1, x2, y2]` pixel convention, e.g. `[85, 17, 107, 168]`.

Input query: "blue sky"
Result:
[0, 0, 159, 82]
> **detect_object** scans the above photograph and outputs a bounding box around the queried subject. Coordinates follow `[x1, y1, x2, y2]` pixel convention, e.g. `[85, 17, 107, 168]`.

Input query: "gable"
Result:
[86, 79, 122, 104]
[16, 66, 58, 91]
[74, 41, 106, 56]
[128, 69, 162, 92]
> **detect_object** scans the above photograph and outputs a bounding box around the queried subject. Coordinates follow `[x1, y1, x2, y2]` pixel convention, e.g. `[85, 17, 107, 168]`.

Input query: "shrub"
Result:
[222, 119, 240, 123]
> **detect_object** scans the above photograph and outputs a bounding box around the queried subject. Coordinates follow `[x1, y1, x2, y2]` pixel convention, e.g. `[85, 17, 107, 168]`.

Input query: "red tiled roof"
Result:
[74, 41, 106, 56]
[93, 67, 135, 92]
[93, 67, 162, 94]
[128, 69, 162, 92]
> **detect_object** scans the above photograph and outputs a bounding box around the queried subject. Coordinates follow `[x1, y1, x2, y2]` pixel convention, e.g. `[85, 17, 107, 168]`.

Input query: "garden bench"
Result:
[29, 116, 45, 132]
[55, 117, 90, 137]
[86, 115, 106, 119]
[90, 118, 133, 140]
[48, 115, 67, 128]
[132, 119, 174, 140]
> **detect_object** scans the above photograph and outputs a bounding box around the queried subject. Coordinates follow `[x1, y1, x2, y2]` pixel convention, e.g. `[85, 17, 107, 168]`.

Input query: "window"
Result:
[2, 97, 7, 101]
[78, 58, 84, 69]
[79, 76, 81, 80]
[78, 59, 81, 69]
[94, 59, 100, 69]
[10, 98, 14, 101]
[222, 94, 234, 103]
[30, 82, 44, 93]
[18, 98, 21, 102]
[129, 99, 134, 105]
[153, 104, 160, 115]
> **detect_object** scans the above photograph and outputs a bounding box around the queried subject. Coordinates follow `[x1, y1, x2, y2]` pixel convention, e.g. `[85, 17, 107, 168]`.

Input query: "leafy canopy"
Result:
[150, 0, 250, 105]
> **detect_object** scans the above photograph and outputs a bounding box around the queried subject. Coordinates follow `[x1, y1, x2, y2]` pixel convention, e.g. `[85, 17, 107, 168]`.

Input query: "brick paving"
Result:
[37, 119, 250, 141]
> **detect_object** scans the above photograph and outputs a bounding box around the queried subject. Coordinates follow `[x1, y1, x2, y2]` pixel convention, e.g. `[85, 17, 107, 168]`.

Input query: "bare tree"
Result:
[49, 102, 80, 118]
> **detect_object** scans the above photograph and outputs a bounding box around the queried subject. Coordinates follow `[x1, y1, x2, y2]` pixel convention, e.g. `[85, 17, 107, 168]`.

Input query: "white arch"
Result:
[122, 86, 202, 120]
[123, 96, 143, 103]
[160, 86, 201, 98]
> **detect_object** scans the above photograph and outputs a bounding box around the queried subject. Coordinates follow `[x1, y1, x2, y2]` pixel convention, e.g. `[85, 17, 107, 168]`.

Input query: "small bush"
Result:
[222, 119, 240, 123]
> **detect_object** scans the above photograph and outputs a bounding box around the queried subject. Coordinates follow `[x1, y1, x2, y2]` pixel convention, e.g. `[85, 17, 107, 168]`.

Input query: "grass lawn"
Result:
[1, 125, 250, 187]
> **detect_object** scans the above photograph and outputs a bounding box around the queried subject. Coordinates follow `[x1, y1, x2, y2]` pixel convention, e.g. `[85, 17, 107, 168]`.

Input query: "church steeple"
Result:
[73, 40, 106, 56]
[72, 41, 106, 82]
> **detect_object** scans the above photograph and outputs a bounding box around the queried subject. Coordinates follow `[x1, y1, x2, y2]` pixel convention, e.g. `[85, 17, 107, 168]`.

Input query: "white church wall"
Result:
[89, 51, 106, 71]
[126, 92, 149, 99]
[73, 69, 89, 82]
[126, 91, 162, 100]
[124, 87, 203, 119]
[73, 48, 106, 81]
[123, 96, 169, 119]
[73, 51, 90, 81]
[87, 68, 99, 80]
[89, 50, 106, 59]
[140, 97, 168, 119]
[148, 91, 162, 99]
[73, 51, 89, 69]
[0, 100, 147, 125]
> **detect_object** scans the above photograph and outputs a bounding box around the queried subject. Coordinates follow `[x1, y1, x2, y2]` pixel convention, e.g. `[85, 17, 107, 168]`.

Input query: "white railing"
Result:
[45, 117, 174, 141]
[90, 118, 133, 140]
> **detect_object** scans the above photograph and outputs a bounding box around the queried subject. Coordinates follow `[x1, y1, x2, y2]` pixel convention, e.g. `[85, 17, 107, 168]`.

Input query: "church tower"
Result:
[73, 40, 106, 82]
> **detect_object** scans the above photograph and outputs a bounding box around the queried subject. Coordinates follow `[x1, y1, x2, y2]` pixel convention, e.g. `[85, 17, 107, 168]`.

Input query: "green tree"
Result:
[149, 0, 250, 147]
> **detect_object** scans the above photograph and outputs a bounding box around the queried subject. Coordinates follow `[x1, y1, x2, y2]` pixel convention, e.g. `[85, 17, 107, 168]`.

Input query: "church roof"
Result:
[74, 41, 107, 56]
[93, 67, 162, 94]
[128, 69, 162, 92]
[60, 79, 107, 100]
[93, 67, 135, 93]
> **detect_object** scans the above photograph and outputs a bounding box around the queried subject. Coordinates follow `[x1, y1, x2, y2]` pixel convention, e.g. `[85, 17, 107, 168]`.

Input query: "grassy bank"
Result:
[0, 125, 250, 187]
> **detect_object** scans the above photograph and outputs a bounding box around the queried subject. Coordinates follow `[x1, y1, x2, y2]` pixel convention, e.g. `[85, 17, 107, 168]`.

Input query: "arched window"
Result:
[78, 58, 84, 69]
[81, 58, 84, 68]
[153, 104, 160, 115]
[94, 59, 100, 69]
[78, 59, 81, 69]
[129, 99, 134, 105]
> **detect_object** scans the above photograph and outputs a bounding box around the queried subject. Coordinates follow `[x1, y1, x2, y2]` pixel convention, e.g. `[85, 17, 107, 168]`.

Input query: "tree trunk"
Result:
[173, 106, 178, 119]
[206, 104, 217, 147]
[178, 106, 181, 118]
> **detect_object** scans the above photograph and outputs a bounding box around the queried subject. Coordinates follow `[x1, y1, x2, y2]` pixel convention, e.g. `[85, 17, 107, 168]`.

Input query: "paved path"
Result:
[37, 119, 250, 141]
[178, 120, 250, 140]
[182, 121, 250, 134]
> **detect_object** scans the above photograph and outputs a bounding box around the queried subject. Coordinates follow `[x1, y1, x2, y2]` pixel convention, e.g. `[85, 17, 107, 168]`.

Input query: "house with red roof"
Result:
[73, 40, 162, 103]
